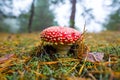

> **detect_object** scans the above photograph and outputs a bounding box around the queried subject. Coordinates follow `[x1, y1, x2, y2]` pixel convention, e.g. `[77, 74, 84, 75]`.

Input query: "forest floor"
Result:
[0, 31, 120, 80]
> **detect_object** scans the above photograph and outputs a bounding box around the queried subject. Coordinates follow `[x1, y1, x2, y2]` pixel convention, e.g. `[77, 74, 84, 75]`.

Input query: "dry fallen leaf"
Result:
[83, 52, 104, 62]
[0, 54, 15, 64]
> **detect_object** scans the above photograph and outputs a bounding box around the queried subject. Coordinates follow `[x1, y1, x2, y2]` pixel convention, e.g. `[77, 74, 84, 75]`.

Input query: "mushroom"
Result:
[40, 26, 81, 57]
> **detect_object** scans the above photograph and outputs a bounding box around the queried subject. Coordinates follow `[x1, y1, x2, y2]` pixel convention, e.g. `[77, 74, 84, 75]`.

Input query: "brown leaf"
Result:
[0, 54, 15, 64]
[83, 52, 104, 62]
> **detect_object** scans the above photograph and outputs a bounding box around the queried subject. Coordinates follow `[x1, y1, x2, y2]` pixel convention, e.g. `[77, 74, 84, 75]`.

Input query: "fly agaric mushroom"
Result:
[40, 26, 81, 57]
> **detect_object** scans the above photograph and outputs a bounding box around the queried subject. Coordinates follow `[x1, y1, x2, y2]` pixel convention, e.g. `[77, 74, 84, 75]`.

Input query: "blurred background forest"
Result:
[0, 0, 120, 33]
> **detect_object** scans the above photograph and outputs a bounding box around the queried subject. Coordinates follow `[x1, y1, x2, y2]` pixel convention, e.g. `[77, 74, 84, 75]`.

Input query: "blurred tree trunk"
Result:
[69, 0, 76, 28]
[28, 0, 35, 33]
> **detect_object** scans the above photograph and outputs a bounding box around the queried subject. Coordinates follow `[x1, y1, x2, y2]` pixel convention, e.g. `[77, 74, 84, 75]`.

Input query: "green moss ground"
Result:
[0, 31, 120, 80]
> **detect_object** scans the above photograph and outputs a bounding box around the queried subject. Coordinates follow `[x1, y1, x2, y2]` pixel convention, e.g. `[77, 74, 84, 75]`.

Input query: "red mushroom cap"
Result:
[40, 26, 81, 45]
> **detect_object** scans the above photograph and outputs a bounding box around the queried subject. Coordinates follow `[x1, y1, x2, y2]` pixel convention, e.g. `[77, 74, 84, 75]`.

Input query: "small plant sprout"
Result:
[40, 26, 82, 57]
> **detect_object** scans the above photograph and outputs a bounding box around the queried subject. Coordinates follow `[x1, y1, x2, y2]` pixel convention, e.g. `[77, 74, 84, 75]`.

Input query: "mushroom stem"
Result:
[53, 45, 71, 57]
